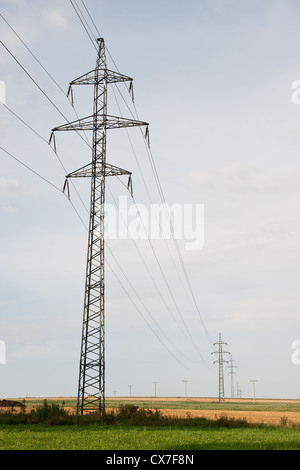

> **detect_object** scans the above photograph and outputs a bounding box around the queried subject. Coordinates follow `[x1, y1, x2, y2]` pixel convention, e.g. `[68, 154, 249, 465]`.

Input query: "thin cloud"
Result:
[44, 10, 68, 30]
[0, 177, 19, 196]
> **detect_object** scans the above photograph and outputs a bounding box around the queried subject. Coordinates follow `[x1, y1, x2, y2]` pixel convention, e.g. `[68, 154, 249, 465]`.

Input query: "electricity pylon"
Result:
[51, 38, 149, 415]
[227, 355, 237, 399]
[211, 333, 230, 402]
[235, 382, 242, 399]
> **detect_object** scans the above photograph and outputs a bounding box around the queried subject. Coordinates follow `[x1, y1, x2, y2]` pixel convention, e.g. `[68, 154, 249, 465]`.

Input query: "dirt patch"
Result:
[0, 400, 24, 408]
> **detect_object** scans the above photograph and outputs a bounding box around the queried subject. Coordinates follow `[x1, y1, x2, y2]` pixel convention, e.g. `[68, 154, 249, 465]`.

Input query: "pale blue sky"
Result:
[0, 0, 300, 400]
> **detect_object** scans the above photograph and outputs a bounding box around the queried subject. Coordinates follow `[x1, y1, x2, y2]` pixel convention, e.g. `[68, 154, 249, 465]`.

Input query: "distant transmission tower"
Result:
[227, 355, 237, 399]
[235, 383, 242, 399]
[51, 38, 149, 415]
[212, 333, 230, 402]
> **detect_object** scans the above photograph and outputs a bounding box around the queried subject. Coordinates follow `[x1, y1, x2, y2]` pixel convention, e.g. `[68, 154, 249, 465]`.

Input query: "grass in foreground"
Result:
[0, 402, 300, 450]
[2, 423, 300, 450]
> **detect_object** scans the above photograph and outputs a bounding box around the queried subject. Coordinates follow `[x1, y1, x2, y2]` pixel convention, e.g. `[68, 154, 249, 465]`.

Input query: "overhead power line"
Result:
[110, 85, 211, 344]
[66, 0, 210, 353]
[1, 34, 207, 372]
[0, 12, 66, 97]
[0, 146, 63, 194]
[3, 95, 205, 368]
[69, 0, 98, 50]
[68, 0, 212, 345]
[0, 40, 91, 151]
[105, 242, 203, 374]
[0, 146, 88, 230]
[1, 41, 66, 120]
[2, 102, 90, 215]
[0, 142, 199, 373]
[0, 12, 92, 146]
[106, 183, 209, 367]
[2, 7, 214, 400]
[1, 140, 199, 372]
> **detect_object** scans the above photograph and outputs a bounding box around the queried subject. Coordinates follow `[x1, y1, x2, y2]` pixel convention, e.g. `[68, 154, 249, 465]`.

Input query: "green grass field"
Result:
[1, 398, 300, 450]
[1, 423, 300, 450]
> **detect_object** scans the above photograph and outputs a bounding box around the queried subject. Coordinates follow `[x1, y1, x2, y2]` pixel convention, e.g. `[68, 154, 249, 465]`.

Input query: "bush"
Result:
[29, 400, 71, 423]
[0, 400, 73, 425]
[214, 413, 248, 428]
[115, 404, 164, 425]
[117, 404, 159, 420]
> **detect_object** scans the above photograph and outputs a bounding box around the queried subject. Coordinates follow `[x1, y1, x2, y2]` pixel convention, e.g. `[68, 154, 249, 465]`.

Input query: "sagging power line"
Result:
[68, 0, 212, 348]
[1, 32, 210, 376]
[1, 5, 215, 405]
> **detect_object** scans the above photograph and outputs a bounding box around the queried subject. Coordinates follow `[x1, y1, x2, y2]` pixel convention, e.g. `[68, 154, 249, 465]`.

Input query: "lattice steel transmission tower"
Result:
[227, 355, 237, 399]
[235, 382, 242, 399]
[212, 333, 230, 402]
[51, 38, 149, 415]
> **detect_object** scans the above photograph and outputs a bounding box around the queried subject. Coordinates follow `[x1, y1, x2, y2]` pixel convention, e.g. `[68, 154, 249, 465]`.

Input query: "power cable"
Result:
[80, 0, 103, 38]
[106, 182, 208, 365]
[4, 7, 212, 369]
[62, 4, 214, 369]
[69, 0, 98, 51]
[130, 192, 211, 364]
[3, 103, 49, 146]
[109, 87, 211, 360]
[2, 102, 90, 216]
[1, 13, 214, 382]
[132, 102, 212, 344]
[0, 12, 66, 97]
[105, 243, 205, 374]
[0, 12, 92, 149]
[111, 84, 210, 335]
[67, 3, 212, 346]
[0, 146, 88, 231]
[73, 0, 98, 44]
[0, 40, 91, 151]
[73, 1, 212, 344]
[0, 146, 63, 194]
[2, 68, 207, 373]
[1, 142, 208, 373]
[4, 96, 208, 367]
[0, 32, 92, 214]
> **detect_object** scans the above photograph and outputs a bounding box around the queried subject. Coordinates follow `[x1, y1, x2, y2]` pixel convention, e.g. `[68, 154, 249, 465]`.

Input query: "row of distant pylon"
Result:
[212, 333, 242, 402]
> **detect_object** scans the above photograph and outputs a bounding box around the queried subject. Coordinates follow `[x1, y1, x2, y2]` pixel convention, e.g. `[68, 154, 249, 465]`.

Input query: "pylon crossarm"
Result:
[68, 69, 134, 106]
[65, 162, 132, 179]
[63, 161, 133, 199]
[52, 115, 94, 133]
[105, 115, 148, 130]
[69, 69, 133, 86]
[104, 163, 131, 177]
[68, 162, 94, 179]
[52, 115, 148, 133]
